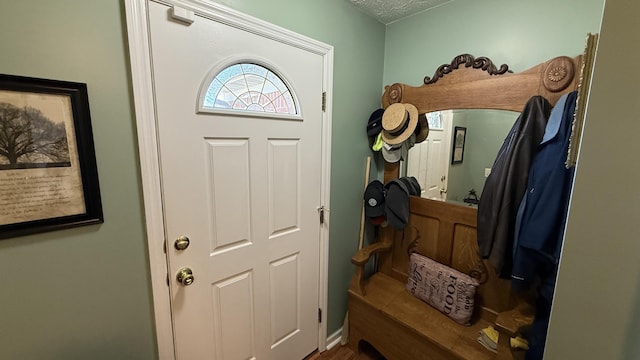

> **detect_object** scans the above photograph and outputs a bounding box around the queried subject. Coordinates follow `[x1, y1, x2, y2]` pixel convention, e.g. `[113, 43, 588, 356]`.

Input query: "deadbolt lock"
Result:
[174, 235, 190, 251]
[176, 267, 194, 286]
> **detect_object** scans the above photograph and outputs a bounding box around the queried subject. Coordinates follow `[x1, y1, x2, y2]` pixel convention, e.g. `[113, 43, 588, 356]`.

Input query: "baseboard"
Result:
[326, 327, 343, 350]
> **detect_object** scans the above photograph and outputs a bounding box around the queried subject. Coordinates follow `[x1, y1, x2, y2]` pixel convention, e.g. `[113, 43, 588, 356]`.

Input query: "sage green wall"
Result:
[546, 0, 640, 358]
[209, 0, 386, 335]
[384, 0, 604, 86]
[0, 1, 156, 359]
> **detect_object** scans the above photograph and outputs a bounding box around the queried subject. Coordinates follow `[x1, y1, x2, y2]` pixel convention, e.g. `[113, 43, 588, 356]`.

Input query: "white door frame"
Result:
[124, 1, 333, 358]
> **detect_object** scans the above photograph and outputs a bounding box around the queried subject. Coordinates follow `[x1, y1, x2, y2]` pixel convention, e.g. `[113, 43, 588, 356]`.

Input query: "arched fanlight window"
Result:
[202, 63, 297, 115]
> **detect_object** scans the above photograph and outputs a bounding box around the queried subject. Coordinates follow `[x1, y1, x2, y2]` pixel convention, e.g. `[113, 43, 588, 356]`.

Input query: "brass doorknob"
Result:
[174, 235, 190, 251]
[176, 267, 194, 286]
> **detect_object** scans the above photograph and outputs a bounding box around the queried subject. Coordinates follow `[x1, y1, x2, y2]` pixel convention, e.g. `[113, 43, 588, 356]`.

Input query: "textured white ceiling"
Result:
[348, 0, 452, 24]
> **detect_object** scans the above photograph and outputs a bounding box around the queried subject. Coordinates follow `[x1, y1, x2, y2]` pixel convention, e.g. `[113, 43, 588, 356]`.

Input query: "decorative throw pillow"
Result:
[406, 253, 479, 326]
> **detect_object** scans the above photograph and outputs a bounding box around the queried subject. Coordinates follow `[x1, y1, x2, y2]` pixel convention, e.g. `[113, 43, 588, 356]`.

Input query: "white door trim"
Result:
[124, 1, 333, 359]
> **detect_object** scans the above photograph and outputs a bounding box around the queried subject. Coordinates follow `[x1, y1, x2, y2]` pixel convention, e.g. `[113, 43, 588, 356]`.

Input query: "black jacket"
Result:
[477, 96, 551, 278]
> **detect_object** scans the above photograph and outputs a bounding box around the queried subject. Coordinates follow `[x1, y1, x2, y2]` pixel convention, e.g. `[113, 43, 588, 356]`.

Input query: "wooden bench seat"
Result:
[350, 272, 496, 360]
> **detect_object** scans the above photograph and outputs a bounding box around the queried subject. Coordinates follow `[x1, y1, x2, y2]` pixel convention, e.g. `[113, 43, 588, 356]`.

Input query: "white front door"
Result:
[146, 1, 327, 359]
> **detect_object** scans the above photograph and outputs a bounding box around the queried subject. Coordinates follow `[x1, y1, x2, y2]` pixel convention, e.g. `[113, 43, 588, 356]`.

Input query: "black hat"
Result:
[384, 179, 410, 230]
[414, 113, 430, 143]
[364, 180, 385, 218]
[399, 176, 421, 196]
[366, 108, 384, 137]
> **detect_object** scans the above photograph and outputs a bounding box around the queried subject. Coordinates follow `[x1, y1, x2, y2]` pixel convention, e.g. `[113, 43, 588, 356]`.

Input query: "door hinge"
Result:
[321, 92, 326, 112]
[318, 206, 328, 224]
[318, 308, 322, 323]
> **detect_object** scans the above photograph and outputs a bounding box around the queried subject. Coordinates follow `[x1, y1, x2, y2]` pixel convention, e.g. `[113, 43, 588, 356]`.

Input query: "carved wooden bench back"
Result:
[378, 197, 513, 320]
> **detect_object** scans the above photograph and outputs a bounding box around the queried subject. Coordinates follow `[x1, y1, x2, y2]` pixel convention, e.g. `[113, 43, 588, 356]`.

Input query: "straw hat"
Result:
[381, 103, 419, 145]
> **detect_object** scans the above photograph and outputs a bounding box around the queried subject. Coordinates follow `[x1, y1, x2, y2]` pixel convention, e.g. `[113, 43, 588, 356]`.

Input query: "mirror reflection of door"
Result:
[407, 110, 453, 200]
[407, 109, 518, 203]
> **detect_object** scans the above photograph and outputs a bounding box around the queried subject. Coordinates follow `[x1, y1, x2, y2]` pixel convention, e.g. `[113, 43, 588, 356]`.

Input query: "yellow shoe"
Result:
[481, 326, 499, 344]
[510, 336, 529, 350]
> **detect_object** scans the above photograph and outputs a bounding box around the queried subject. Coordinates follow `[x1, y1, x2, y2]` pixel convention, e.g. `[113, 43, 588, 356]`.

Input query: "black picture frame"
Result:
[0, 74, 103, 239]
[451, 126, 466, 164]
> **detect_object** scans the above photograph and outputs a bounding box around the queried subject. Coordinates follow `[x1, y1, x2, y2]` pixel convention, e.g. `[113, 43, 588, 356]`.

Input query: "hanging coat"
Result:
[511, 91, 578, 297]
[477, 96, 551, 278]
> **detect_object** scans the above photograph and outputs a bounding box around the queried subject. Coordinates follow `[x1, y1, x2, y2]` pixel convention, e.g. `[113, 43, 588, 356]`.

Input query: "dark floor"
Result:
[305, 343, 386, 360]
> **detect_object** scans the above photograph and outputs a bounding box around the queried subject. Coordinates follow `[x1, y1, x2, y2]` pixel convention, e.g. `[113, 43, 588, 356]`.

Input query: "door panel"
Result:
[206, 138, 251, 252]
[268, 139, 300, 235]
[212, 272, 255, 360]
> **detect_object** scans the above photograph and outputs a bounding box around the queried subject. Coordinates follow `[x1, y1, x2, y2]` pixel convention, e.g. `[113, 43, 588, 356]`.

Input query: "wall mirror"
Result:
[402, 109, 518, 204]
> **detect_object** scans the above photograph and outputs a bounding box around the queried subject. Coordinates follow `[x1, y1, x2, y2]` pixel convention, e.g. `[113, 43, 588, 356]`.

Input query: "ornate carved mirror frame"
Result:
[380, 33, 597, 183]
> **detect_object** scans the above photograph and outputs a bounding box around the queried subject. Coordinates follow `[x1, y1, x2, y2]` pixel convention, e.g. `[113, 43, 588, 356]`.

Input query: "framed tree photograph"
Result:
[451, 126, 466, 164]
[0, 74, 103, 239]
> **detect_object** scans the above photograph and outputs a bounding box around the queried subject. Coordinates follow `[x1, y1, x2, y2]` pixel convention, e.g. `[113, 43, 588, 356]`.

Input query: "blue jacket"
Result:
[511, 91, 577, 299]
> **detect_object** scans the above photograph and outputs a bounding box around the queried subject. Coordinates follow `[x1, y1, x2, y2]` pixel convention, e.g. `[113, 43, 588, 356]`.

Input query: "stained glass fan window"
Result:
[203, 63, 297, 115]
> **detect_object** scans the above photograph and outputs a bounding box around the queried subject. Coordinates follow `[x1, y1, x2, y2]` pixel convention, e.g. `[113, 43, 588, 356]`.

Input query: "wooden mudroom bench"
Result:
[347, 48, 594, 360]
[348, 196, 531, 360]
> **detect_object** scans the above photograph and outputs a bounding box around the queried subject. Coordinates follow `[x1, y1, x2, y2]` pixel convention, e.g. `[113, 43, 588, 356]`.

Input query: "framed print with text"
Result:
[0, 74, 103, 239]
